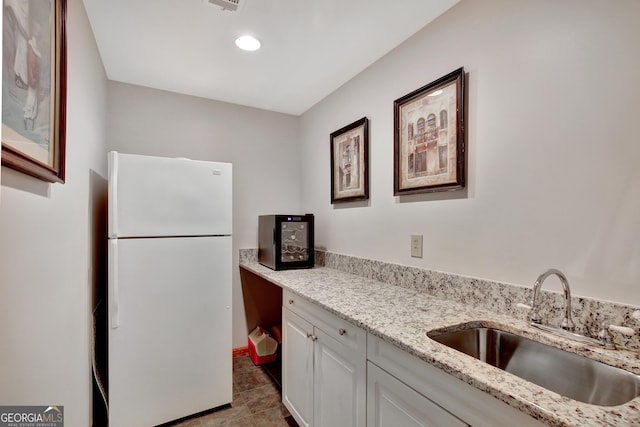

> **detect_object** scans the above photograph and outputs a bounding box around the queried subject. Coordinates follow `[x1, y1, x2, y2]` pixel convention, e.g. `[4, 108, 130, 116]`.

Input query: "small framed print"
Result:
[394, 67, 465, 195]
[330, 117, 369, 203]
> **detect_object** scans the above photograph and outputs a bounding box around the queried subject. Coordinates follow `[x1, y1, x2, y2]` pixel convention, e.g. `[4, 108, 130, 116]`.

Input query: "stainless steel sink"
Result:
[427, 325, 640, 406]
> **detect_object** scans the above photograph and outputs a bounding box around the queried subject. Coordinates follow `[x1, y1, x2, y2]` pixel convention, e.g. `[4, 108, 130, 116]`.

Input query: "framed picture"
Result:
[394, 67, 465, 195]
[330, 117, 369, 203]
[2, 0, 67, 183]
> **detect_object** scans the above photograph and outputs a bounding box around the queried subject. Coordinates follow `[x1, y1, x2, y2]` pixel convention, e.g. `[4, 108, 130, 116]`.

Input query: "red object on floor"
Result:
[248, 337, 278, 365]
[248, 326, 278, 365]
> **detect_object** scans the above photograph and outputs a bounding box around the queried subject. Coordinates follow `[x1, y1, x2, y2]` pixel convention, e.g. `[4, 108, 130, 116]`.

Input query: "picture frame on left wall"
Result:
[330, 117, 369, 204]
[2, 0, 67, 183]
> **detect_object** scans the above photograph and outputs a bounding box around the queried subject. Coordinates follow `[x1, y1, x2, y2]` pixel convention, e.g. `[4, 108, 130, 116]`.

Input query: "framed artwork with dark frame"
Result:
[330, 117, 369, 203]
[2, 0, 67, 183]
[394, 67, 465, 195]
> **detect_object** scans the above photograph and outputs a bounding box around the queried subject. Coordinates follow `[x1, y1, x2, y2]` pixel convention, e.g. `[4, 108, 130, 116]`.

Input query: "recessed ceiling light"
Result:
[235, 35, 261, 51]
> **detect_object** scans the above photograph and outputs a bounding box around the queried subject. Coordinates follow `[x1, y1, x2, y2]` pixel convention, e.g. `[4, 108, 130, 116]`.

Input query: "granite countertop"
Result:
[240, 261, 640, 427]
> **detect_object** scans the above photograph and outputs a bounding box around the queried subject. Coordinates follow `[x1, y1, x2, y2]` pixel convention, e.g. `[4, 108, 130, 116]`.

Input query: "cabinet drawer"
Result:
[284, 289, 366, 354]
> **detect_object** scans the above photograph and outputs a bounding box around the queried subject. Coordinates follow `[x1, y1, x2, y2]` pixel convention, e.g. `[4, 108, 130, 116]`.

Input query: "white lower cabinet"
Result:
[282, 308, 314, 427]
[314, 327, 366, 427]
[281, 290, 544, 427]
[367, 362, 468, 427]
[282, 290, 367, 427]
[367, 335, 545, 427]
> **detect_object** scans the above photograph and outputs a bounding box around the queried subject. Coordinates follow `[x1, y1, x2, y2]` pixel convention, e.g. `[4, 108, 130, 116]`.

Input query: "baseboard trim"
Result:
[232, 346, 250, 358]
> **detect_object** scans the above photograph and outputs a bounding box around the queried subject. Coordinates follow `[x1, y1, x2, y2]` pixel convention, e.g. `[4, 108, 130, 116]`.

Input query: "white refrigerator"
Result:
[107, 152, 232, 427]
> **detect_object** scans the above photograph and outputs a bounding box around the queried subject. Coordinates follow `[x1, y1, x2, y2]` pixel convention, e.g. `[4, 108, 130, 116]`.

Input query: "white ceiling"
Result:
[83, 0, 459, 115]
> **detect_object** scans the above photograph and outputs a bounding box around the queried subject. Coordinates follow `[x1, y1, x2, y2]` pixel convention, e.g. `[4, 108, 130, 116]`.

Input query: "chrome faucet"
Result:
[530, 269, 576, 331]
[521, 269, 634, 349]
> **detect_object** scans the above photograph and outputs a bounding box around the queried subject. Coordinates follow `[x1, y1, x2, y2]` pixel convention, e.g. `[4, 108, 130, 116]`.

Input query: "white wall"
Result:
[106, 83, 301, 347]
[0, 0, 109, 425]
[300, 0, 640, 306]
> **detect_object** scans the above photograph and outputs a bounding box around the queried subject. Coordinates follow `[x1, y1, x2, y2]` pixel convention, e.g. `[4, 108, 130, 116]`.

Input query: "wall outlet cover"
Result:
[410, 235, 423, 258]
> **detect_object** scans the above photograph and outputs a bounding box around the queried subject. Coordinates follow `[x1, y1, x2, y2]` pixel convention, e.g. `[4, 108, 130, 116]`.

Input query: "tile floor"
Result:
[171, 356, 298, 427]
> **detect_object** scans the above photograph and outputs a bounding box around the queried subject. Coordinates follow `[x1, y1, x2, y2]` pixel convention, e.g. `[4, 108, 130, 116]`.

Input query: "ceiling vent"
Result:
[206, 0, 241, 12]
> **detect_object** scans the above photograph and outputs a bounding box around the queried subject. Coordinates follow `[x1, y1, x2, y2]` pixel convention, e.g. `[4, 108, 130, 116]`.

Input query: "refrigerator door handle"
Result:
[109, 239, 120, 329]
[108, 151, 119, 238]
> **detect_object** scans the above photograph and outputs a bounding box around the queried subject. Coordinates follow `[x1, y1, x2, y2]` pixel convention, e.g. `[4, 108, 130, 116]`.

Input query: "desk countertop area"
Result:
[240, 261, 640, 427]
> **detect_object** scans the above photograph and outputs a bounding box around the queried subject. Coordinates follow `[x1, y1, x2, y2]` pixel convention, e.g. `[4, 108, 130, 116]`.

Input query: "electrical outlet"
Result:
[410, 235, 423, 258]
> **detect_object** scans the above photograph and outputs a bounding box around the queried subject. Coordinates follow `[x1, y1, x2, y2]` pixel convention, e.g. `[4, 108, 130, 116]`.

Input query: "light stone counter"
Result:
[240, 260, 640, 427]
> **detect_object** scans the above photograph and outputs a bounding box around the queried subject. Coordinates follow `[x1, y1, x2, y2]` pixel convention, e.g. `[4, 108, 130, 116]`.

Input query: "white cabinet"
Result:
[367, 362, 468, 427]
[367, 335, 545, 427]
[280, 288, 544, 427]
[282, 290, 366, 427]
[282, 309, 314, 427]
[314, 327, 366, 427]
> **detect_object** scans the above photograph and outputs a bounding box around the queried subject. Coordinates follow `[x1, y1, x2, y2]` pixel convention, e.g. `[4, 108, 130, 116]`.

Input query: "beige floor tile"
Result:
[239, 382, 280, 403]
[171, 357, 296, 427]
[233, 356, 258, 374]
[195, 405, 252, 426]
[244, 393, 283, 415]
[252, 407, 293, 427]
[201, 414, 258, 427]
[233, 368, 274, 392]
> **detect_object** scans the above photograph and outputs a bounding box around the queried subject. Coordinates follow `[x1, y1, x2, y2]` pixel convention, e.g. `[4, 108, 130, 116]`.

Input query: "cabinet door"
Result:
[283, 308, 314, 427]
[367, 363, 468, 427]
[314, 327, 366, 427]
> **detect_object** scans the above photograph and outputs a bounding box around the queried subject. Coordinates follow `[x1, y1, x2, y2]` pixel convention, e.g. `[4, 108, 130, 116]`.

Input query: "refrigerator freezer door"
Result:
[108, 152, 232, 238]
[108, 236, 232, 427]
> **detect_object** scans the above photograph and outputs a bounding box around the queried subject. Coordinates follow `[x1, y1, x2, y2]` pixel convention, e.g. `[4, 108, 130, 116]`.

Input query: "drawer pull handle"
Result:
[288, 299, 294, 305]
[311, 335, 318, 342]
[339, 328, 346, 336]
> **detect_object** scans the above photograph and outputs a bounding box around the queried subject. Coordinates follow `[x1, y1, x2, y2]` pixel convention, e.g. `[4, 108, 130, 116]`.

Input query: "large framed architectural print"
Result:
[2, 0, 67, 183]
[394, 68, 465, 195]
[330, 117, 369, 203]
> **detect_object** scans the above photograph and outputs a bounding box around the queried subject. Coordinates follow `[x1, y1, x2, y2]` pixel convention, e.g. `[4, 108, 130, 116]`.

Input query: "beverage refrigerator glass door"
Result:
[258, 214, 314, 270]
